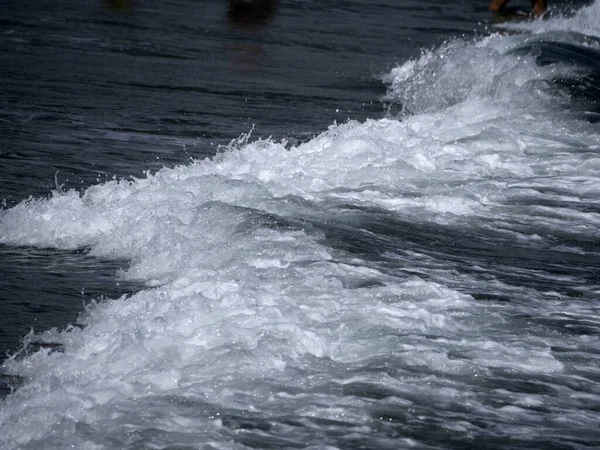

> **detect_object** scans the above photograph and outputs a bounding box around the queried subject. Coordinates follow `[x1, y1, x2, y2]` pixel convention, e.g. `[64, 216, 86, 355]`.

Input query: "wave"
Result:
[383, 7, 600, 118]
[1, 2, 600, 449]
[499, 0, 600, 38]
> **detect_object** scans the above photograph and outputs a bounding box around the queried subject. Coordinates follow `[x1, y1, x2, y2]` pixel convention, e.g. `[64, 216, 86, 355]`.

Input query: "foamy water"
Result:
[1, 2, 600, 449]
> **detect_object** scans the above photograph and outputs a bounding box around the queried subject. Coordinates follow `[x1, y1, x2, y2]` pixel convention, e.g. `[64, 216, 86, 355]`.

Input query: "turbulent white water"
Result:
[1, 3, 600, 449]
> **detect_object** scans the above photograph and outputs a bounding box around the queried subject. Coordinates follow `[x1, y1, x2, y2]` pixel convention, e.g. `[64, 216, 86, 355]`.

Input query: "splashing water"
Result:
[1, 2, 600, 449]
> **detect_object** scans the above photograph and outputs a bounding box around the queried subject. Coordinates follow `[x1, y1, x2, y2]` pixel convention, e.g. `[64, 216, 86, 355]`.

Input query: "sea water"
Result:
[1, 1, 599, 449]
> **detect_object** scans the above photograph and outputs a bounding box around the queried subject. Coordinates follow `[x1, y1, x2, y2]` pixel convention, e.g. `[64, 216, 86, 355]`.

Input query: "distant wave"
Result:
[383, 1, 600, 118]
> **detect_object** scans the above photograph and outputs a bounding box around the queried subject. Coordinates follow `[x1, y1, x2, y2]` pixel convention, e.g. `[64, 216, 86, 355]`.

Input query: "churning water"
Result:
[1, 0, 599, 448]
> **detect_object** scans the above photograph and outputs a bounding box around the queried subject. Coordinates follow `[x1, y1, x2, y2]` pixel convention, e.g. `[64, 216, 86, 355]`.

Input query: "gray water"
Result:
[1, 0, 600, 449]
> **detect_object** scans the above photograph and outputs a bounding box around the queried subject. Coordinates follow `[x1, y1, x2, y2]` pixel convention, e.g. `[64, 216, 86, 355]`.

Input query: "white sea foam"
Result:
[1, 2, 600, 448]
[497, 0, 600, 39]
